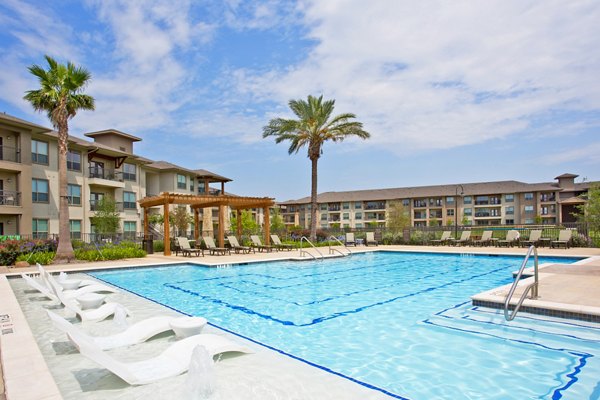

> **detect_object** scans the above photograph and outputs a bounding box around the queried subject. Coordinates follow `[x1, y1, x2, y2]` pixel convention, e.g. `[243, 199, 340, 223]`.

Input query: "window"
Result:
[321, 213, 328, 220]
[32, 179, 49, 203]
[123, 191, 136, 210]
[463, 196, 472, 205]
[355, 223, 363, 228]
[343, 213, 350, 220]
[190, 180, 194, 192]
[69, 220, 81, 239]
[355, 212, 362, 220]
[32, 140, 49, 164]
[320, 204, 327, 211]
[447, 209, 454, 216]
[402, 199, 410, 207]
[32, 219, 49, 239]
[177, 174, 186, 189]
[343, 202, 350, 210]
[505, 206, 514, 215]
[525, 218, 534, 224]
[123, 163, 136, 181]
[67, 184, 81, 205]
[446, 197, 455, 205]
[355, 202, 362, 209]
[524, 193, 534, 201]
[525, 205, 534, 214]
[123, 221, 136, 240]
[413, 199, 427, 207]
[463, 208, 472, 216]
[67, 150, 81, 171]
[475, 196, 489, 205]
[505, 194, 514, 202]
[505, 219, 514, 225]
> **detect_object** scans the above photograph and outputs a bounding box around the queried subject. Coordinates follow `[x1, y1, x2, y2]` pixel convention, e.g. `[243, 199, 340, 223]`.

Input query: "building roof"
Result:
[146, 160, 199, 175]
[0, 112, 51, 133]
[279, 180, 562, 204]
[555, 173, 579, 179]
[84, 129, 142, 142]
[193, 169, 232, 183]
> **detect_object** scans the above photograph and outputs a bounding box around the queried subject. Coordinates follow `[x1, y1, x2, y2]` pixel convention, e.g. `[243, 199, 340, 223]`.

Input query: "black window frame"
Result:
[123, 191, 137, 210]
[67, 149, 82, 171]
[32, 178, 50, 203]
[67, 184, 82, 206]
[123, 163, 137, 181]
[32, 139, 49, 165]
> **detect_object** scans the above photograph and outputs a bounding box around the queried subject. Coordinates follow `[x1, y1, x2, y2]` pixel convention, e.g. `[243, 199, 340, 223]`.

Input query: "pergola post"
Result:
[193, 208, 199, 241]
[218, 205, 225, 248]
[163, 202, 171, 256]
[264, 206, 270, 245]
[236, 209, 242, 237]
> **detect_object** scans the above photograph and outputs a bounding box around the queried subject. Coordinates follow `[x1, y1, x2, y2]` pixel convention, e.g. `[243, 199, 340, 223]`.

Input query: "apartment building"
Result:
[279, 174, 594, 229]
[0, 112, 232, 238]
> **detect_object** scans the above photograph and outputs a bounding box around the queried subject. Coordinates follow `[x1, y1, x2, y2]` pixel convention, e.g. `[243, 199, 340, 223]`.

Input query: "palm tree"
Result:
[24, 55, 95, 262]
[263, 95, 370, 240]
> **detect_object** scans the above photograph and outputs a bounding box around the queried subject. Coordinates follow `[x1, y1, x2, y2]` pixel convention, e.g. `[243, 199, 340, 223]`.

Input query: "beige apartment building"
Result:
[279, 174, 595, 230]
[0, 112, 235, 239]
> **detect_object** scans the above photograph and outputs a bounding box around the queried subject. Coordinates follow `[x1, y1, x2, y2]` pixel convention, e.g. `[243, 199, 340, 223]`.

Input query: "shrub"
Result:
[571, 232, 591, 248]
[16, 251, 55, 265]
[75, 242, 146, 261]
[153, 240, 165, 252]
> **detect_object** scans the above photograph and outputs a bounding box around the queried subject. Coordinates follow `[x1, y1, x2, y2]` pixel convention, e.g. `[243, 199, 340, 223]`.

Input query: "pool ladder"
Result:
[299, 236, 324, 260]
[504, 245, 539, 321]
[328, 235, 352, 257]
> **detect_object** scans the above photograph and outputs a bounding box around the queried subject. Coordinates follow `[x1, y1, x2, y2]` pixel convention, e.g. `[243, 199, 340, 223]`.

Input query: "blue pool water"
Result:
[90, 252, 600, 400]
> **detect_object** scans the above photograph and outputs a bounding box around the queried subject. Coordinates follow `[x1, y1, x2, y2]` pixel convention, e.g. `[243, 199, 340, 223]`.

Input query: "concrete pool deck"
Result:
[1, 245, 599, 400]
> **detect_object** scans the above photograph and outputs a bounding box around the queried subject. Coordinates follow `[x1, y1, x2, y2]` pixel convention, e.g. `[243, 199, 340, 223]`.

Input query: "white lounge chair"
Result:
[497, 230, 520, 247]
[450, 231, 471, 246]
[430, 231, 452, 245]
[68, 329, 251, 385]
[47, 310, 204, 350]
[521, 230, 542, 247]
[38, 264, 118, 299]
[176, 237, 203, 257]
[472, 231, 493, 246]
[21, 273, 59, 301]
[41, 268, 131, 323]
[202, 236, 231, 255]
[551, 230, 573, 249]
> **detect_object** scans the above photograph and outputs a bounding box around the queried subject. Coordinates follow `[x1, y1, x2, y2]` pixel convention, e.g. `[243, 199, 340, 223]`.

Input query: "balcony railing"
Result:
[365, 203, 386, 210]
[90, 200, 124, 212]
[0, 190, 20, 206]
[88, 167, 123, 182]
[0, 145, 21, 163]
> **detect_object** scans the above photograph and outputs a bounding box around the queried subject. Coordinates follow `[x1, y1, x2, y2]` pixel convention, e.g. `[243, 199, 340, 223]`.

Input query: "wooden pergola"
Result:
[138, 192, 275, 256]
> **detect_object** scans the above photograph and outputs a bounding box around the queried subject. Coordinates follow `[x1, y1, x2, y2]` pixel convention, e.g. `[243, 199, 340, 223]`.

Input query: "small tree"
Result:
[461, 215, 469, 225]
[148, 213, 164, 233]
[171, 206, 193, 237]
[534, 215, 543, 225]
[270, 208, 286, 234]
[229, 210, 260, 236]
[577, 184, 600, 246]
[90, 197, 120, 236]
[386, 201, 411, 233]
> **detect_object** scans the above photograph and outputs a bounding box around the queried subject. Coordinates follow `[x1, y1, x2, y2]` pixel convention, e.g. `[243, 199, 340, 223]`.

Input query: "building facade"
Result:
[279, 175, 594, 230]
[0, 112, 236, 239]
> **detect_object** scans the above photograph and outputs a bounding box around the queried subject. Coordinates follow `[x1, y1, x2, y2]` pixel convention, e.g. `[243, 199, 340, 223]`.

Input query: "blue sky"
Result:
[1, 0, 599, 201]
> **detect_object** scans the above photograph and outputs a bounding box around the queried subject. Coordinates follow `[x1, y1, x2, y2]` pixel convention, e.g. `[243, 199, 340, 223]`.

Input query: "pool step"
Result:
[426, 304, 600, 351]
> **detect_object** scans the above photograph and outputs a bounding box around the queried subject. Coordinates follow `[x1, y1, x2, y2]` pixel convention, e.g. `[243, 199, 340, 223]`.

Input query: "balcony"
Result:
[413, 200, 427, 208]
[0, 145, 21, 164]
[88, 167, 125, 188]
[328, 205, 341, 212]
[540, 194, 556, 202]
[0, 191, 21, 207]
[365, 202, 386, 210]
[90, 200, 124, 212]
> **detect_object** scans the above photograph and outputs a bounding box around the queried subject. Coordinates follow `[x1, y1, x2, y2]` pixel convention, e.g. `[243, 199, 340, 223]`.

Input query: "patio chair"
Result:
[270, 234, 294, 251]
[47, 310, 206, 350]
[365, 232, 379, 246]
[551, 230, 573, 249]
[202, 236, 231, 256]
[521, 230, 542, 247]
[430, 231, 451, 246]
[497, 230, 520, 247]
[227, 235, 254, 254]
[67, 329, 251, 385]
[176, 237, 204, 257]
[345, 232, 357, 246]
[450, 231, 471, 246]
[250, 235, 274, 252]
[472, 231, 493, 246]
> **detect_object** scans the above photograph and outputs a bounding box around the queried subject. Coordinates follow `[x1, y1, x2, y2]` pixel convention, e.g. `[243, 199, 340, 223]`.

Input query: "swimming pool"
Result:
[91, 252, 600, 399]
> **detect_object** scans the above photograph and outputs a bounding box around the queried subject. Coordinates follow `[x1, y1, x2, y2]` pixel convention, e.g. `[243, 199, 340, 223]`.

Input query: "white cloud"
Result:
[224, 0, 600, 152]
[540, 142, 600, 165]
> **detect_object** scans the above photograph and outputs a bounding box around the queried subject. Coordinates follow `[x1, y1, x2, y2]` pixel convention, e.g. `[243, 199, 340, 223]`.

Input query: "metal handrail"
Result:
[328, 235, 352, 256]
[504, 245, 539, 321]
[299, 236, 324, 260]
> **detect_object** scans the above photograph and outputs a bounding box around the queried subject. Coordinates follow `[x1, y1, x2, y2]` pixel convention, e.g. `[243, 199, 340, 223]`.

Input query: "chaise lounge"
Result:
[202, 236, 231, 255]
[345, 232, 356, 246]
[551, 230, 573, 249]
[472, 230, 493, 246]
[270, 234, 294, 251]
[250, 235, 274, 252]
[227, 235, 254, 254]
[430, 231, 451, 246]
[176, 237, 204, 257]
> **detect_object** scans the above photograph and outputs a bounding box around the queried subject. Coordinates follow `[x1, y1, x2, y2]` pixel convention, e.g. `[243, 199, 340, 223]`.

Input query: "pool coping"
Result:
[1, 246, 599, 400]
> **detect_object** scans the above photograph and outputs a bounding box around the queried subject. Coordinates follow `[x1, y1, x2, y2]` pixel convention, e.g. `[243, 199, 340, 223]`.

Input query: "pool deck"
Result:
[1, 244, 599, 400]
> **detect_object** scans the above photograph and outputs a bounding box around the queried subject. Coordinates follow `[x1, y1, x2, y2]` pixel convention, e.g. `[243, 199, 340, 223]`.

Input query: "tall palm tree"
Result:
[263, 95, 370, 240]
[24, 55, 95, 262]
